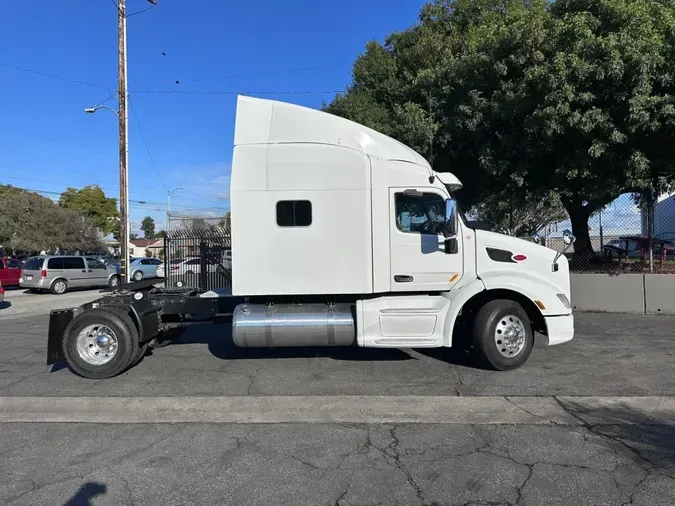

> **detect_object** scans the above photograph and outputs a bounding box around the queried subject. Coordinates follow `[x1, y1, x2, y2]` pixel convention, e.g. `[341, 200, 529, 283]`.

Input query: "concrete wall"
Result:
[570, 273, 675, 314]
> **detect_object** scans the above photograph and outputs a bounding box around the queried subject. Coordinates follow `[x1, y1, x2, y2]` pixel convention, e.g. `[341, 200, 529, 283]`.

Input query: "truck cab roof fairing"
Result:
[233, 95, 431, 167]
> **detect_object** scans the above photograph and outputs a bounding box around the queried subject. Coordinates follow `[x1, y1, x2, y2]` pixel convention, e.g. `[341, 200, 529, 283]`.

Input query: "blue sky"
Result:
[1, 0, 424, 233]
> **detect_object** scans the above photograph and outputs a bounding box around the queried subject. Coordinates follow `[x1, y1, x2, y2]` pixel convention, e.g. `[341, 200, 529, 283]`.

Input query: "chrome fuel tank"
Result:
[232, 302, 355, 347]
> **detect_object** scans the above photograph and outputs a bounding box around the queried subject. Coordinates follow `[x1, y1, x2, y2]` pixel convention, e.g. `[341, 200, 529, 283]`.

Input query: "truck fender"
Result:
[126, 298, 162, 344]
[441, 279, 486, 347]
[481, 273, 569, 316]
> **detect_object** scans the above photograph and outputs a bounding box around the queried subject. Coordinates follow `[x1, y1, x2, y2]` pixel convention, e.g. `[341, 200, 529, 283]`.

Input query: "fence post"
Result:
[199, 241, 208, 290]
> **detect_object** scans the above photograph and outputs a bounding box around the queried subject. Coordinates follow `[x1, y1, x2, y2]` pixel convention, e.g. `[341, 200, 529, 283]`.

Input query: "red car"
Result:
[0, 280, 5, 303]
[0, 257, 23, 287]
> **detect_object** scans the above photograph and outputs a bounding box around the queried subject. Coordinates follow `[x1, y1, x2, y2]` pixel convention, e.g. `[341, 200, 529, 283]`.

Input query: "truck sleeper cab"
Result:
[47, 95, 574, 379]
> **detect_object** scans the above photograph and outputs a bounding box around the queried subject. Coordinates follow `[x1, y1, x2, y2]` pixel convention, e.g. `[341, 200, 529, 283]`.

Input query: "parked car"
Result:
[0, 257, 23, 287]
[20, 255, 121, 294]
[166, 257, 220, 277]
[129, 257, 163, 281]
[0, 280, 5, 303]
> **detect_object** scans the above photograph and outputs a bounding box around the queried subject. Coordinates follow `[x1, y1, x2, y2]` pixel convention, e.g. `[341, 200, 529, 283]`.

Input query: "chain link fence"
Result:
[512, 191, 675, 274]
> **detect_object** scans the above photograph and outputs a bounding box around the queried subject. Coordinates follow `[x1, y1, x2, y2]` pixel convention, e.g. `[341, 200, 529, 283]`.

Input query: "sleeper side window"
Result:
[276, 200, 312, 227]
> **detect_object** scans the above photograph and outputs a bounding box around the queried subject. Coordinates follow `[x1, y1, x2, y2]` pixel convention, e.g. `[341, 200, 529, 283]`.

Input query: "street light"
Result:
[84, 105, 119, 116]
[167, 187, 184, 232]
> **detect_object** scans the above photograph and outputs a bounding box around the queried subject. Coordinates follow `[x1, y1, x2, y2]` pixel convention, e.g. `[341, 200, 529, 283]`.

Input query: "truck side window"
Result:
[277, 200, 312, 227]
[395, 193, 446, 235]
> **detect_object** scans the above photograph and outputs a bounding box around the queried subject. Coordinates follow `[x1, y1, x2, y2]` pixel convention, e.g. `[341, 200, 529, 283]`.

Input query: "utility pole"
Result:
[167, 187, 184, 235]
[118, 0, 130, 283]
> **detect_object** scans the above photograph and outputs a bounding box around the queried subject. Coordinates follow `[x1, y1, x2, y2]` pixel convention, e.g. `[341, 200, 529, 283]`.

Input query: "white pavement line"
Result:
[1, 395, 672, 425]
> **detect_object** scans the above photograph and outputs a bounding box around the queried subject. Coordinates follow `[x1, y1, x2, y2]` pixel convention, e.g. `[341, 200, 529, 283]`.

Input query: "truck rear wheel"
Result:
[473, 299, 534, 371]
[61, 308, 139, 379]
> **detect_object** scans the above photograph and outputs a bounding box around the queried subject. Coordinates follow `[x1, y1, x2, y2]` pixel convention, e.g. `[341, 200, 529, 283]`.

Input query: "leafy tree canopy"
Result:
[59, 185, 118, 236]
[325, 0, 675, 258]
[0, 185, 103, 252]
[141, 216, 156, 239]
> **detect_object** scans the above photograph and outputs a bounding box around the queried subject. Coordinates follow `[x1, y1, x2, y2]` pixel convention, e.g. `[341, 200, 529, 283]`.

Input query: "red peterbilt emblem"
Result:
[512, 254, 527, 262]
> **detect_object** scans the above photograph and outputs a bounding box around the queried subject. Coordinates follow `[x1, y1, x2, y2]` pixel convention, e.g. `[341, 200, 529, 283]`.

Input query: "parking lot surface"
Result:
[0, 288, 104, 321]
[0, 312, 673, 397]
[0, 311, 673, 505]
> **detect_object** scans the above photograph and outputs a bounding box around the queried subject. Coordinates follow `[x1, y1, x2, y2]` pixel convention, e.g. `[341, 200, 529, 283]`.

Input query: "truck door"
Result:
[389, 188, 463, 292]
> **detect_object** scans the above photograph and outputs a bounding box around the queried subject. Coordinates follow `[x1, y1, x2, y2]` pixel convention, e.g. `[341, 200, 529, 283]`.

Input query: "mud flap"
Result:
[47, 309, 76, 365]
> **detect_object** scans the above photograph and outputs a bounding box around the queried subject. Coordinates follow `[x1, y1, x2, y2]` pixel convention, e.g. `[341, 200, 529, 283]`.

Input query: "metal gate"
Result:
[164, 226, 232, 291]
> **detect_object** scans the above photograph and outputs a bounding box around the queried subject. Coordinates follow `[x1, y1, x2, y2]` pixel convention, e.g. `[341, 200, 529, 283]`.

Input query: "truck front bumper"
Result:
[544, 313, 574, 346]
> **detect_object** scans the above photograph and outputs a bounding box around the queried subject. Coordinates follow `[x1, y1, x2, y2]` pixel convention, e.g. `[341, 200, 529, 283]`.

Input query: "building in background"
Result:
[129, 238, 163, 258]
[641, 191, 675, 242]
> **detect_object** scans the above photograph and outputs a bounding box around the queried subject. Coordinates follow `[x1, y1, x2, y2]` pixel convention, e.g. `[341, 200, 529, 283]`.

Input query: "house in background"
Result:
[129, 238, 164, 258]
[641, 191, 675, 242]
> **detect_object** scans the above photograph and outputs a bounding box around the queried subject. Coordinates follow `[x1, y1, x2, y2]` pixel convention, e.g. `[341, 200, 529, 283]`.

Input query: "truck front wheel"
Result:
[473, 299, 534, 371]
[61, 308, 139, 379]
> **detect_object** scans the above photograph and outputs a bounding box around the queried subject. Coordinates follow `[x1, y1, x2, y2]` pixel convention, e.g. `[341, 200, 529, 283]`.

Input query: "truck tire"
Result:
[473, 299, 534, 371]
[103, 306, 148, 367]
[61, 307, 139, 379]
[132, 343, 149, 366]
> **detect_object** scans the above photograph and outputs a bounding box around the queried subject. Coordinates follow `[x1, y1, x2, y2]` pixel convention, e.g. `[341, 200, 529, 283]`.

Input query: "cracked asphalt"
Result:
[0, 312, 673, 505]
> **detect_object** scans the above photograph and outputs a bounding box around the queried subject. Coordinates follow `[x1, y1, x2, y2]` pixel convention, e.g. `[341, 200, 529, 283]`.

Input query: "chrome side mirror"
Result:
[444, 199, 458, 238]
[562, 229, 575, 246]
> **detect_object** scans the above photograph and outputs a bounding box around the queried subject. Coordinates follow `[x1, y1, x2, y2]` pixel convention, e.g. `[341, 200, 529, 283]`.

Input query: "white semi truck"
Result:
[47, 95, 575, 379]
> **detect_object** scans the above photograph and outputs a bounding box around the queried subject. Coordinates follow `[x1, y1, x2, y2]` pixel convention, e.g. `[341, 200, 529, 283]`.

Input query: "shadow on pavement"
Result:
[569, 403, 675, 479]
[63, 482, 106, 506]
[156, 323, 417, 362]
[0, 301, 11, 310]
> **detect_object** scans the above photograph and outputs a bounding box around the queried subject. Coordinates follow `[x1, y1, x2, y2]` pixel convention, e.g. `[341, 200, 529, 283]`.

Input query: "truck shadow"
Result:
[155, 324, 479, 366]
[163, 324, 417, 362]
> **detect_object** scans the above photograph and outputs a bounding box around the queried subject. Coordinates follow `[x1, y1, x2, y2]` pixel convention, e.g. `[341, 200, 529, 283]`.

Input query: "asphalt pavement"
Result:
[0, 310, 673, 505]
[0, 287, 105, 321]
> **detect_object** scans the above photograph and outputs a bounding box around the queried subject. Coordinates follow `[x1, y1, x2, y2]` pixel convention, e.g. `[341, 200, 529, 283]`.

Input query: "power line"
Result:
[1, 170, 229, 200]
[130, 88, 342, 96]
[128, 94, 167, 191]
[182, 61, 354, 84]
[0, 185, 228, 212]
[1, 62, 344, 95]
[0, 63, 108, 90]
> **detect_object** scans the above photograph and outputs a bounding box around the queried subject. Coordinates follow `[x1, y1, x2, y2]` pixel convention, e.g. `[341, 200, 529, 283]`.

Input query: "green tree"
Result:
[129, 232, 139, 240]
[58, 185, 118, 236]
[145, 248, 153, 257]
[326, 0, 675, 260]
[218, 212, 231, 230]
[0, 185, 103, 252]
[140, 216, 156, 239]
[155, 230, 167, 239]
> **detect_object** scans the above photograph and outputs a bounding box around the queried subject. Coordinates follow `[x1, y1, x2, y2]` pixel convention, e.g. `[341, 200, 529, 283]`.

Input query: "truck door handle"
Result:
[394, 275, 413, 283]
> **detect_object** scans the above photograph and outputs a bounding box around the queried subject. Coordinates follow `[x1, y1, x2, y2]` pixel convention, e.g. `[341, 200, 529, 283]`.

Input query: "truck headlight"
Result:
[556, 293, 571, 309]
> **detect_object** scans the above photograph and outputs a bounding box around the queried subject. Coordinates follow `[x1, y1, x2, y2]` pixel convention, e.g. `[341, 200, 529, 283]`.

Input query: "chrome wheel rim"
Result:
[54, 281, 66, 294]
[76, 324, 118, 365]
[494, 314, 527, 358]
[134, 272, 143, 281]
[110, 277, 119, 287]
